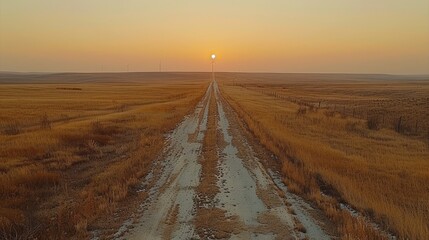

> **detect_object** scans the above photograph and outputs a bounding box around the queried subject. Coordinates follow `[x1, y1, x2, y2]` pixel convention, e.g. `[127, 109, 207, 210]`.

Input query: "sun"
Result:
[211, 54, 216, 60]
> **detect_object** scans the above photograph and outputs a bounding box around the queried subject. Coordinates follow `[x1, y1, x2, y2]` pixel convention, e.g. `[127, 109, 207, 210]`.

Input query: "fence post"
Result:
[415, 120, 418, 134]
[396, 116, 403, 133]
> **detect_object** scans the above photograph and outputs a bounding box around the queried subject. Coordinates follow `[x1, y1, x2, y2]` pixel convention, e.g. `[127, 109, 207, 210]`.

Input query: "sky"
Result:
[1, 1, 429, 74]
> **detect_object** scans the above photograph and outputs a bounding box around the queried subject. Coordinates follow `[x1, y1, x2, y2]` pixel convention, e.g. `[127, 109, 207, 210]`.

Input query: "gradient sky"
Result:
[1, 1, 429, 74]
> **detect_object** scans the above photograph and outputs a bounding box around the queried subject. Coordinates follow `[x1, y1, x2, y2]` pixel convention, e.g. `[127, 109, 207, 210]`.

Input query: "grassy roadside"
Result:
[0, 78, 208, 239]
[218, 78, 429, 240]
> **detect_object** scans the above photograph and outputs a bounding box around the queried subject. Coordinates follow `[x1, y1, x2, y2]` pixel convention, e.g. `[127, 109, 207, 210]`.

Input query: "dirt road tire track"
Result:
[116, 81, 333, 240]
[194, 83, 243, 239]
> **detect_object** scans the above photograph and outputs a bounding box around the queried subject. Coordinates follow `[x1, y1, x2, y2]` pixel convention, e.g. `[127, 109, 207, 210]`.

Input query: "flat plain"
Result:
[1, 72, 428, 240]
[0, 72, 208, 239]
[218, 73, 429, 240]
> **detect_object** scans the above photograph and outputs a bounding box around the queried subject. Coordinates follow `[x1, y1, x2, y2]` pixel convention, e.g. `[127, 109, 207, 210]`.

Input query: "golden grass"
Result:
[218, 73, 429, 240]
[0, 73, 209, 239]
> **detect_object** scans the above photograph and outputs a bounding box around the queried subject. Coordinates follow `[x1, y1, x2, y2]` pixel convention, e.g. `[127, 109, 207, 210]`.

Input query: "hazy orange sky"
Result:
[1, 1, 428, 74]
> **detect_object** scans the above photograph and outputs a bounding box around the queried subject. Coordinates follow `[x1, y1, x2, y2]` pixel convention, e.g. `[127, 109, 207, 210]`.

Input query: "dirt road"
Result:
[116, 81, 333, 239]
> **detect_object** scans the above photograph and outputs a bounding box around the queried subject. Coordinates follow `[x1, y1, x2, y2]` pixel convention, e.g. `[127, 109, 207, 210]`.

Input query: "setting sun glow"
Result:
[0, 0, 428, 74]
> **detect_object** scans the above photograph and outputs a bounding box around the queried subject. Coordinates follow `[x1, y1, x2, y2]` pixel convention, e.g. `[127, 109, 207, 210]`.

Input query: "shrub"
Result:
[91, 121, 120, 136]
[59, 133, 86, 147]
[2, 123, 21, 135]
[345, 121, 359, 133]
[367, 116, 380, 130]
[40, 114, 51, 129]
[296, 106, 307, 116]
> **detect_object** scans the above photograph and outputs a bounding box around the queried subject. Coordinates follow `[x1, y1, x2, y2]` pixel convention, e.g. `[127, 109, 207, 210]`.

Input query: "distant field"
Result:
[0, 72, 209, 238]
[218, 73, 429, 240]
[224, 73, 429, 137]
[2, 72, 428, 239]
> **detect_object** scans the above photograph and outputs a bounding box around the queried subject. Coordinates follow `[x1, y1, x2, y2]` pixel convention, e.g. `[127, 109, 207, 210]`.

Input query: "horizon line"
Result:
[1, 70, 429, 77]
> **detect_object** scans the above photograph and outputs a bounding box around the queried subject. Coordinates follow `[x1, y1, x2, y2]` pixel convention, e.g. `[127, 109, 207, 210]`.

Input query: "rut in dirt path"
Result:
[117, 81, 332, 240]
[203, 81, 331, 240]
[118, 83, 212, 240]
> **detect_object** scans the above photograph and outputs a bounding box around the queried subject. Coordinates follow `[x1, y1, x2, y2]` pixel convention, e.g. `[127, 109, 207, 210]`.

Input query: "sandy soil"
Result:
[115, 81, 333, 240]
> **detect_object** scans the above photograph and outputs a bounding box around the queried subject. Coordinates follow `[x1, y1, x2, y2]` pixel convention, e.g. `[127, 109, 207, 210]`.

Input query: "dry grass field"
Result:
[2, 72, 428, 239]
[0, 72, 208, 239]
[218, 73, 429, 240]
[228, 73, 429, 137]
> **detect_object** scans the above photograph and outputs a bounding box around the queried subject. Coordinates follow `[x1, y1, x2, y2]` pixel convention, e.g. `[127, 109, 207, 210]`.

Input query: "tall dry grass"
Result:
[0, 74, 208, 239]
[219, 76, 429, 240]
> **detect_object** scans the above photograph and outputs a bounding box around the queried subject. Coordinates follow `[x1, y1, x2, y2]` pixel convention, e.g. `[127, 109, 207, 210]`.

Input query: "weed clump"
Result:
[2, 122, 21, 135]
[40, 114, 51, 129]
[367, 116, 380, 130]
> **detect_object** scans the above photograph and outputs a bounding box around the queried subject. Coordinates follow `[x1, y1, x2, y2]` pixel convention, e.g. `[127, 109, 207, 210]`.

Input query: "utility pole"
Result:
[211, 54, 216, 81]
